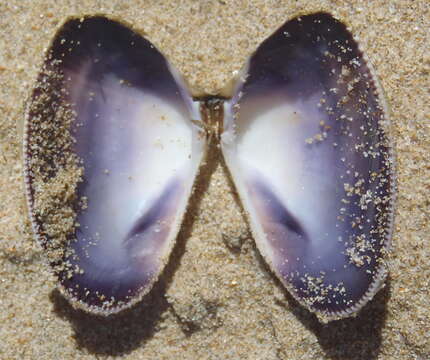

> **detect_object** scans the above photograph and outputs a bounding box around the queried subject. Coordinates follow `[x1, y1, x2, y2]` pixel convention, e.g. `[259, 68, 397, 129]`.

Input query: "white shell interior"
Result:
[66, 66, 205, 293]
[80, 78, 198, 262]
[222, 93, 341, 268]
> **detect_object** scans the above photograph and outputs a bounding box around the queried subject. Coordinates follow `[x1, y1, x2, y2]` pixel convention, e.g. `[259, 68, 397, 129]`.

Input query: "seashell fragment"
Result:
[24, 17, 205, 313]
[222, 13, 395, 320]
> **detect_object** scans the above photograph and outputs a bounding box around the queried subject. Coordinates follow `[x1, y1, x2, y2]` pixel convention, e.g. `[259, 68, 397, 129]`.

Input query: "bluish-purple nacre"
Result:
[24, 17, 205, 313]
[222, 13, 394, 319]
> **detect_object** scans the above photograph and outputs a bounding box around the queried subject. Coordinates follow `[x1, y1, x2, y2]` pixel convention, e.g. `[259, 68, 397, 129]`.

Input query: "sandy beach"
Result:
[0, 0, 429, 359]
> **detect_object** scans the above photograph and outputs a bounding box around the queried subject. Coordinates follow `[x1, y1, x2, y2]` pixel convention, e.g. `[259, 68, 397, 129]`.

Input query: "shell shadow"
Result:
[274, 275, 391, 360]
[49, 136, 222, 356]
[49, 283, 168, 356]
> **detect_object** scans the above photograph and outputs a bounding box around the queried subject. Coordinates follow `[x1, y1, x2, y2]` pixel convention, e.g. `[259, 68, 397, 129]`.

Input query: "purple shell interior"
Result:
[25, 17, 203, 312]
[222, 13, 394, 317]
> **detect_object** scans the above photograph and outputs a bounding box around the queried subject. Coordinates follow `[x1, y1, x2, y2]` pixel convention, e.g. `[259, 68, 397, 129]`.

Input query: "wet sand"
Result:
[0, 1, 429, 359]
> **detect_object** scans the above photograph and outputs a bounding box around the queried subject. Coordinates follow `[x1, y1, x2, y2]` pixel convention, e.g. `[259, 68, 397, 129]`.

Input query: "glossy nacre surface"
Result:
[223, 13, 394, 318]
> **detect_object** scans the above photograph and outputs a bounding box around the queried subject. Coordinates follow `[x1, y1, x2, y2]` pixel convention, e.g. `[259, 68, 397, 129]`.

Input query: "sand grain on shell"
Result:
[0, 1, 429, 359]
[24, 61, 84, 271]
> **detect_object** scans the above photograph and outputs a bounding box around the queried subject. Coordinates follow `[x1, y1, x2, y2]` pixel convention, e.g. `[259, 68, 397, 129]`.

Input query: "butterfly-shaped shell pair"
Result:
[23, 12, 395, 321]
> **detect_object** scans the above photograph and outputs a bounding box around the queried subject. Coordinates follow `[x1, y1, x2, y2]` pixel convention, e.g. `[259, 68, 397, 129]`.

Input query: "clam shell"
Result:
[24, 16, 205, 313]
[24, 13, 395, 321]
[222, 12, 395, 320]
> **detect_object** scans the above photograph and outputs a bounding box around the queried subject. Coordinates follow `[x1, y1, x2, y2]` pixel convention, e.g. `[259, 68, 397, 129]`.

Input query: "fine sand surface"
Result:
[0, 1, 429, 359]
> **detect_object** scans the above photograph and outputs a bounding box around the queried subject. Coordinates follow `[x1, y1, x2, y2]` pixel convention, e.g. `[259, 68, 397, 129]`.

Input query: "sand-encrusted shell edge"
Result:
[312, 11, 397, 322]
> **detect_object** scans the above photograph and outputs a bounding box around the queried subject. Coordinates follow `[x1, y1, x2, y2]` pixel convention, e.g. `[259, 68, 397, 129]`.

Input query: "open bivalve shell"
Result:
[24, 13, 395, 320]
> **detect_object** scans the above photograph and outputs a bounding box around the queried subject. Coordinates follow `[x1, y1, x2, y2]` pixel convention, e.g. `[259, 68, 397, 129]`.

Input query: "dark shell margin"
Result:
[266, 12, 397, 322]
